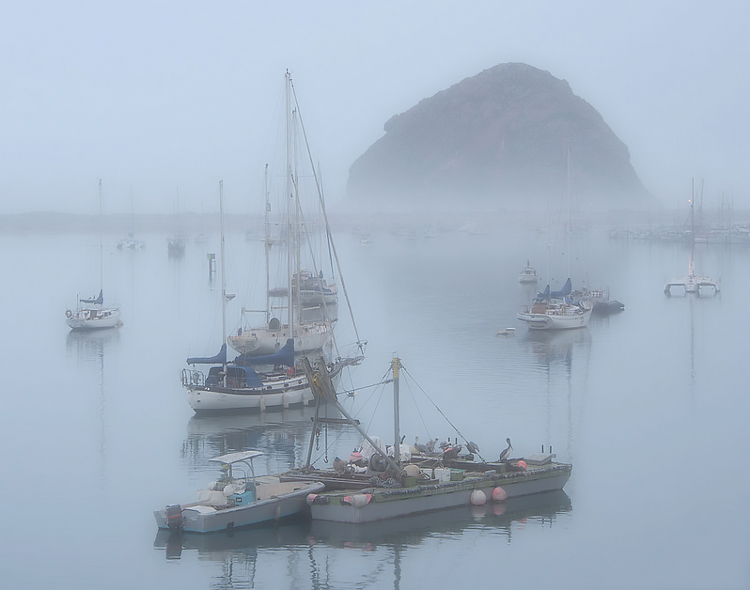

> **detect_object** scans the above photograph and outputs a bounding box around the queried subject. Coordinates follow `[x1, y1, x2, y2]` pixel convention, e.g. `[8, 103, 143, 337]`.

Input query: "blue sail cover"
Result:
[550, 278, 572, 299]
[536, 285, 551, 299]
[187, 343, 228, 365]
[235, 339, 295, 368]
[81, 289, 104, 305]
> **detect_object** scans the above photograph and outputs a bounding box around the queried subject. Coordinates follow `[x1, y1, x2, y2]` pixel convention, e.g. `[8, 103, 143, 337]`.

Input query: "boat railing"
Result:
[182, 368, 205, 387]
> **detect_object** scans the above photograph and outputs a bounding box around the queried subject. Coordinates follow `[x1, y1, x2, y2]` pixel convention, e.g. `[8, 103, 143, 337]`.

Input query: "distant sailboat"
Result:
[664, 179, 720, 296]
[66, 180, 121, 330]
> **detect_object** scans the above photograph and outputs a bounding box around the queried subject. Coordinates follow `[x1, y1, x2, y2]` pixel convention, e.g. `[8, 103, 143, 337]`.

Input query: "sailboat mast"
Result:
[98, 178, 103, 292]
[219, 180, 228, 385]
[263, 164, 271, 323]
[285, 71, 295, 335]
[565, 143, 572, 280]
[393, 356, 401, 466]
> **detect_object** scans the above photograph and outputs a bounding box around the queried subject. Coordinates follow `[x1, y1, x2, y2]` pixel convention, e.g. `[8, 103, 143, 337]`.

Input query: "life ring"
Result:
[65, 310, 73, 318]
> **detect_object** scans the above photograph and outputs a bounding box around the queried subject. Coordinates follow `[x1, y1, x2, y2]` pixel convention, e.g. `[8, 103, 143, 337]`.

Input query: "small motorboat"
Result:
[496, 328, 516, 336]
[154, 450, 324, 533]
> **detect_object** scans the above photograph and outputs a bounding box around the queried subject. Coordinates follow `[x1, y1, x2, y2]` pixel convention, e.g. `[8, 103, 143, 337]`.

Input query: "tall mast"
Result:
[393, 356, 401, 466]
[285, 70, 294, 335]
[219, 180, 227, 386]
[98, 178, 103, 292]
[565, 142, 572, 280]
[263, 164, 271, 323]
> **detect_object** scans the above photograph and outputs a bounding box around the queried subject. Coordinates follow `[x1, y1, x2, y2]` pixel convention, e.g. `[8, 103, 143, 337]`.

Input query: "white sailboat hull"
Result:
[228, 322, 331, 356]
[66, 308, 121, 330]
[517, 305, 591, 330]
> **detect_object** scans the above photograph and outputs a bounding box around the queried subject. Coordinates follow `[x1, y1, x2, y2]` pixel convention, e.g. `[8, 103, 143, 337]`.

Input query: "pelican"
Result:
[425, 437, 439, 453]
[499, 438, 512, 462]
[332, 456, 346, 473]
[414, 436, 428, 454]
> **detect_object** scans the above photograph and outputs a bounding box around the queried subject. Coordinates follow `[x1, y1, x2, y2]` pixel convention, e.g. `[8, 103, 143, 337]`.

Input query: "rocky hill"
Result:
[347, 63, 651, 209]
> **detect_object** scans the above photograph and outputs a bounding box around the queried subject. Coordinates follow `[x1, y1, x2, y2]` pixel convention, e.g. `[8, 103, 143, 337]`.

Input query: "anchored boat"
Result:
[281, 356, 572, 524]
[153, 451, 324, 533]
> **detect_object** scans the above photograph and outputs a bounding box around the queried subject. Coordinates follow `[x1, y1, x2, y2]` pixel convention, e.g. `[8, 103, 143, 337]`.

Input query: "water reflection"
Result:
[65, 328, 120, 486]
[182, 403, 353, 475]
[522, 328, 591, 371]
[154, 490, 571, 589]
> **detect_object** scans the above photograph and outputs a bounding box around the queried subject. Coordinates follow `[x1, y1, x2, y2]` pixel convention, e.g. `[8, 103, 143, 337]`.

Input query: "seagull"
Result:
[499, 438, 513, 462]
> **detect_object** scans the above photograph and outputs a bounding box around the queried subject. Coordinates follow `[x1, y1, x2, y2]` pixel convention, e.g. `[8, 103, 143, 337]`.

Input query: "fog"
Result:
[1, 1, 749, 215]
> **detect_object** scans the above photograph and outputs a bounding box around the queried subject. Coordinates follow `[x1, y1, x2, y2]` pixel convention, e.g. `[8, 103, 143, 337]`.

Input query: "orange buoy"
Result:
[492, 486, 507, 501]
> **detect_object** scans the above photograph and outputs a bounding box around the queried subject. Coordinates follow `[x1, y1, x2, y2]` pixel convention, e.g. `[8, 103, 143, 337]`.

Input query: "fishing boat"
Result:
[66, 180, 121, 330]
[518, 261, 539, 284]
[182, 182, 363, 413]
[281, 357, 572, 524]
[517, 279, 592, 330]
[229, 74, 342, 357]
[153, 450, 324, 533]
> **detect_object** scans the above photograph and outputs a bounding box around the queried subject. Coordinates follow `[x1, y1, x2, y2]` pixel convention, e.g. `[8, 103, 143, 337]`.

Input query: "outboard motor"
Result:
[165, 504, 184, 531]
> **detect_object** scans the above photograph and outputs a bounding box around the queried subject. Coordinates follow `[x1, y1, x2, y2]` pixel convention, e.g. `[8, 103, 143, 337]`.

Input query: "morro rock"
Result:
[347, 63, 651, 209]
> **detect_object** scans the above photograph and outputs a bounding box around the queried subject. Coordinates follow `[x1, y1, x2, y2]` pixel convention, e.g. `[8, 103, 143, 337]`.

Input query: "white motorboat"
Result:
[154, 451, 324, 533]
[518, 261, 539, 284]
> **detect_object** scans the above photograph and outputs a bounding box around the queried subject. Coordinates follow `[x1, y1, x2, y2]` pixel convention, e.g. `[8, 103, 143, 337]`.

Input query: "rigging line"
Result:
[401, 374, 433, 441]
[289, 78, 363, 348]
[400, 364, 475, 450]
[295, 199, 340, 359]
[339, 379, 393, 397]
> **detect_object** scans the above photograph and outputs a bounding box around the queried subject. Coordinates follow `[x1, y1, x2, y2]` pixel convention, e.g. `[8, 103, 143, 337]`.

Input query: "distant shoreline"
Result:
[0, 206, 746, 235]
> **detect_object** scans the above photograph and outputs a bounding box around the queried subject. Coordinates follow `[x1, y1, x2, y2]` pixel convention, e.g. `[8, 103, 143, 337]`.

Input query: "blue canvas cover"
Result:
[537, 285, 551, 299]
[235, 339, 295, 368]
[550, 278, 572, 299]
[187, 343, 228, 365]
[81, 289, 104, 305]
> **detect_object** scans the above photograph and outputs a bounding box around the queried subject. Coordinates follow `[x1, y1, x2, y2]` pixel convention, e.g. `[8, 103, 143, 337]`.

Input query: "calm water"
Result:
[1, 219, 749, 589]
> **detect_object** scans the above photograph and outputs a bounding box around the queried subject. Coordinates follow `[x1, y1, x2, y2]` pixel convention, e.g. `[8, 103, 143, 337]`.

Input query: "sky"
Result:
[1, 1, 749, 215]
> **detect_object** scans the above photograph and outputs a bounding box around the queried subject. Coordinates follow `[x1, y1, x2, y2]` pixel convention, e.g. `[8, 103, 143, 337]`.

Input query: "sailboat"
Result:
[517, 145, 592, 330]
[228, 71, 340, 357]
[181, 181, 364, 413]
[664, 179, 720, 296]
[280, 356, 571, 524]
[66, 180, 122, 330]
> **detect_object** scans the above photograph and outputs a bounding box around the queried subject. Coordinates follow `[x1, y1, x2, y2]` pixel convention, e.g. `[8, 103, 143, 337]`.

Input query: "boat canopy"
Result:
[187, 343, 227, 365]
[235, 339, 294, 368]
[206, 364, 265, 388]
[81, 289, 104, 305]
[210, 450, 264, 465]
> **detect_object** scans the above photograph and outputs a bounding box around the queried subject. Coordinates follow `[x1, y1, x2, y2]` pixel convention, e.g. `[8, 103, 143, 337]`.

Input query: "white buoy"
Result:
[470, 489, 487, 506]
[492, 486, 507, 501]
[349, 494, 371, 508]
